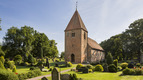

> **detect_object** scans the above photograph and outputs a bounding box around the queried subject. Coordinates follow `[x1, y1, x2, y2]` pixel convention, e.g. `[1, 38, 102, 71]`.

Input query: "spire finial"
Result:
[76, 1, 78, 10]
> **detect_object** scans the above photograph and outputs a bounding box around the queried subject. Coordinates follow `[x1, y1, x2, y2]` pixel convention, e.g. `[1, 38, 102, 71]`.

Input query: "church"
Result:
[64, 9, 105, 63]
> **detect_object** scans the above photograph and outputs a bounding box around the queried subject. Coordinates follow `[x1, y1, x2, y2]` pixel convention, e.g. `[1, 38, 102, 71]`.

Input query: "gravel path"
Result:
[27, 68, 75, 80]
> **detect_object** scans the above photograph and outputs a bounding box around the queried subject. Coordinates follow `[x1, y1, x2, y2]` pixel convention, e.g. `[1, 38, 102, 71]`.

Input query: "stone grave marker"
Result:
[52, 67, 60, 80]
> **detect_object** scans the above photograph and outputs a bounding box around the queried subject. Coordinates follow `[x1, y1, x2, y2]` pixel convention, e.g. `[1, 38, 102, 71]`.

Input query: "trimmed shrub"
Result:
[129, 69, 135, 75]
[121, 62, 128, 70]
[128, 63, 134, 68]
[76, 64, 83, 70]
[135, 68, 142, 75]
[66, 62, 72, 67]
[12, 66, 17, 73]
[106, 52, 113, 65]
[136, 63, 141, 68]
[94, 64, 104, 72]
[0, 56, 5, 64]
[82, 67, 89, 73]
[88, 69, 92, 72]
[117, 66, 122, 71]
[113, 59, 118, 67]
[0, 60, 5, 69]
[86, 64, 93, 69]
[122, 68, 130, 75]
[108, 64, 117, 72]
[0, 69, 19, 80]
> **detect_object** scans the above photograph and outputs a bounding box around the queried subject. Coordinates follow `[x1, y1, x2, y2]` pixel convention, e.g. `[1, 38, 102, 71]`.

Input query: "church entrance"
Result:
[71, 54, 75, 62]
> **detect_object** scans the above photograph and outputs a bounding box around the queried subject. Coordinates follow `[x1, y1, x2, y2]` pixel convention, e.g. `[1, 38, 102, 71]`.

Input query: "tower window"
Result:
[84, 32, 86, 39]
[72, 33, 75, 37]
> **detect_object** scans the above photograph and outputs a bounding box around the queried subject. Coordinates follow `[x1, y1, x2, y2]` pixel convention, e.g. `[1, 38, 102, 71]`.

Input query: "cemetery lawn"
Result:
[47, 71, 143, 80]
[16, 64, 77, 76]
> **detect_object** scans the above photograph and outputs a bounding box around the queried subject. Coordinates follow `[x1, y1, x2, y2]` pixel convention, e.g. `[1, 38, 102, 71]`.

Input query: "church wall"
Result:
[87, 46, 105, 63]
[65, 29, 82, 63]
[80, 29, 88, 63]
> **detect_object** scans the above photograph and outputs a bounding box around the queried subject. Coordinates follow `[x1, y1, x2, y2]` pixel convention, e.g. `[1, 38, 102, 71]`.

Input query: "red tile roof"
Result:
[88, 37, 104, 51]
[65, 10, 88, 32]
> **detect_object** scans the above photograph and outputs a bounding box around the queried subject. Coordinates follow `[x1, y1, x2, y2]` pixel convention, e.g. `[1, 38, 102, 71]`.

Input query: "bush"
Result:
[121, 62, 128, 70]
[122, 68, 130, 75]
[0, 60, 5, 69]
[129, 69, 135, 75]
[76, 64, 83, 70]
[0, 69, 19, 80]
[108, 64, 117, 72]
[128, 62, 134, 68]
[66, 62, 72, 67]
[94, 64, 103, 72]
[12, 66, 17, 73]
[86, 64, 93, 69]
[135, 68, 142, 75]
[18, 73, 28, 80]
[113, 59, 118, 67]
[88, 69, 92, 72]
[136, 63, 141, 68]
[106, 52, 113, 65]
[117, 66, 122, 71]
[0, 56, 5, 64]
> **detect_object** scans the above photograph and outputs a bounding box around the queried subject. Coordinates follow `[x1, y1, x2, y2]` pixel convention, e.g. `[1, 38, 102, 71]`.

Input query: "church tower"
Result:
[64, 10, 88, 63]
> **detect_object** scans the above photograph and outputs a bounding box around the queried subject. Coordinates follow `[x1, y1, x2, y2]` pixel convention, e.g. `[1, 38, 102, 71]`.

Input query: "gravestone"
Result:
[61, 74, 70, 80]
[52, 67, 60, 80]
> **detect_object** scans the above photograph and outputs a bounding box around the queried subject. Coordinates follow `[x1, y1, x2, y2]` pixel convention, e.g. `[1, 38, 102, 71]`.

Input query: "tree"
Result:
[0, 46, 5, 56]
[60, 51, 65, 58]
[28, 54, 34, 65]
[14, 55, 22, 65]
[3, 26, 34, 60]
[106, 52, 113, 65]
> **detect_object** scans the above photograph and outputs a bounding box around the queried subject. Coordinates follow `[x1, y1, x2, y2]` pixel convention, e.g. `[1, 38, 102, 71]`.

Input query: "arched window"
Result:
[84, 32, 86, 40]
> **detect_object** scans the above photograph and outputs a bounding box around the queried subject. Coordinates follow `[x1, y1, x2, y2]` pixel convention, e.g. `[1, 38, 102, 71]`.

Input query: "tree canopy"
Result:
[3, 26, 59, 60]
[100, 18, 143, 62]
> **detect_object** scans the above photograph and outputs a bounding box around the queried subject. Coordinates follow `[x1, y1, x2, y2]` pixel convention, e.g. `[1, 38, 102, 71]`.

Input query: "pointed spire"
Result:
[65, 10, 88, 32]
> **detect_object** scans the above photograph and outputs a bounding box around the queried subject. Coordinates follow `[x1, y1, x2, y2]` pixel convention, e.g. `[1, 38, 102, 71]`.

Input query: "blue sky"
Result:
[0, 0, 143, 54]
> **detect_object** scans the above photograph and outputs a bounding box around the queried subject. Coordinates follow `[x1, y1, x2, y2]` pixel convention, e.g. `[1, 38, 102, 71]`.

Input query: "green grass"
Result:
[58, 71, 143, 80]
[16, 62, 77, 76]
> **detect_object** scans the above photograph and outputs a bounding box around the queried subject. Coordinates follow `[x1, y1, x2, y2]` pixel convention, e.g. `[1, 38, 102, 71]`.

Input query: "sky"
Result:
[0, 0, 143, 54]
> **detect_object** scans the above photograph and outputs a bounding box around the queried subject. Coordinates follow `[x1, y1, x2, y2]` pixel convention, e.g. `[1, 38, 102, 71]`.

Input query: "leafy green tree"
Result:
[0, 56, 5, 64]
[0, 46, 5, 56]
[60, 51, 65, 58]
[106, 52, 113, 65]
[28, 54, 34, 65]
[14, 55, 22, 65]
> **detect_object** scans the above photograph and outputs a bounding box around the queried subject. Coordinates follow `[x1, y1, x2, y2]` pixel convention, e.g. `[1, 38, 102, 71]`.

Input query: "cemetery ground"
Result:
[16, 59, 77, 76]
[45, 62, 143, 80]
